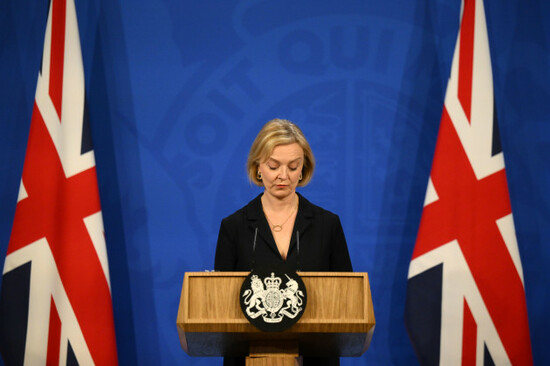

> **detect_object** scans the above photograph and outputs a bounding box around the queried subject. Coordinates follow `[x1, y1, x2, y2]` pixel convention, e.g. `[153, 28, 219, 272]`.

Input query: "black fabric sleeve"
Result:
[329, 215, 353, 272]
[214, 218, 237, 271]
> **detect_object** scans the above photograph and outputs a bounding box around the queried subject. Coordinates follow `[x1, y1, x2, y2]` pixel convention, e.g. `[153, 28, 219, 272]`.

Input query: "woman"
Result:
[214, 119, 352, 366]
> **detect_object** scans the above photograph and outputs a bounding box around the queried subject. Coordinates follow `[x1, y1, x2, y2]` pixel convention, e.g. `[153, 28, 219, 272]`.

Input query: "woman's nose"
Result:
[278, 167, 288, 179]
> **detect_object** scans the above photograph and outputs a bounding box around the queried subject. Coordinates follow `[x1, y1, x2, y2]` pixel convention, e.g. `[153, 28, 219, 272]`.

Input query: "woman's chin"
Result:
[266, 189, 295, 199]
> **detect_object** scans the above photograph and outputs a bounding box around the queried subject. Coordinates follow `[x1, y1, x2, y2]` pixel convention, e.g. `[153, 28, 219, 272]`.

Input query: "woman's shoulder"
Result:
[298, 193, 340, 221]
[221, 194, 262, 224]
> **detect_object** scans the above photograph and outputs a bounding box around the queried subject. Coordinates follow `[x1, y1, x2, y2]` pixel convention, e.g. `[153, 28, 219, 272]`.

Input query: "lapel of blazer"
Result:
[245, 194, 280, 257]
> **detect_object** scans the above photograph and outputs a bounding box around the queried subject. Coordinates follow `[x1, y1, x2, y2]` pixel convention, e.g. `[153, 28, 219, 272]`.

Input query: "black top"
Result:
[215, 193, 353, 273]
[214, 193, 352, 366]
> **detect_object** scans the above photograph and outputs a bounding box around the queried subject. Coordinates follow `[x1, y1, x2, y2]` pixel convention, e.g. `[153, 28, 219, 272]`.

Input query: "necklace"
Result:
[264, 202, 298, 232]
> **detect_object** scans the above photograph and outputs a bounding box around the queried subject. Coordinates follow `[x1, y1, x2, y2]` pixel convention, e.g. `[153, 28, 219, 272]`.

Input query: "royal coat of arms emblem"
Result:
[240, 269, 307, 332]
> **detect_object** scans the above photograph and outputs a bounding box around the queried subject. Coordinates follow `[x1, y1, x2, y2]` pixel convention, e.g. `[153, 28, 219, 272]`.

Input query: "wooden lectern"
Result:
[177, 272, 375, 365]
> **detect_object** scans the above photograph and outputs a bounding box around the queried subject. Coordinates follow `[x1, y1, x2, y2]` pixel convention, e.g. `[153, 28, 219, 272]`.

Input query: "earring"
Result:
[299, 173, 303, 181]
[257, 171, 262, 180]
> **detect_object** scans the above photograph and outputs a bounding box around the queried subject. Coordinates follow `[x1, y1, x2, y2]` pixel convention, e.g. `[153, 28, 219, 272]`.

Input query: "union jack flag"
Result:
[0, 0, 118, 364]
[405, 0, 533, 365]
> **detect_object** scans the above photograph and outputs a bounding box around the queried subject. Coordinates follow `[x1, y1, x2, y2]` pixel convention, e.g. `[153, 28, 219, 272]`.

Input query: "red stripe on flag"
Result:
[46, 298, 61, 366]
[462, 299, 477, 366]
[7, 104, 118, 365]
[411, 108, 511, 259]
[458, 0, 475, 123]
[412, 108, 533, 365]
[49, 0, 67, 120]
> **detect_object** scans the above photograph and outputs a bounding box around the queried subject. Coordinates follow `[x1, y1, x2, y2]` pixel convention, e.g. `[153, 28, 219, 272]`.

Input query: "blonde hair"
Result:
[247, 119, 315, 187]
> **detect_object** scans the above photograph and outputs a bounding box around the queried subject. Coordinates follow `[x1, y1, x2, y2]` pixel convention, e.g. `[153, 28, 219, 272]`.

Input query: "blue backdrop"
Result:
[1, 1, 549, 365]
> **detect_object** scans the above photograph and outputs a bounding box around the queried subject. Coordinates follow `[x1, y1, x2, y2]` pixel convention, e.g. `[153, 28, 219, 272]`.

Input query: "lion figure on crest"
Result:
[242, 275, 267, 319]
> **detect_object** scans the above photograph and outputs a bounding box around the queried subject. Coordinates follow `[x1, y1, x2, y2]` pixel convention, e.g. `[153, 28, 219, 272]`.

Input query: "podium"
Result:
[177, 272, 375, 365]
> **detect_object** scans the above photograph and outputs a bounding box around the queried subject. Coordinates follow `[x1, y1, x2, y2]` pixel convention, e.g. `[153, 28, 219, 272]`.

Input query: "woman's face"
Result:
[258, 142, 304, 200]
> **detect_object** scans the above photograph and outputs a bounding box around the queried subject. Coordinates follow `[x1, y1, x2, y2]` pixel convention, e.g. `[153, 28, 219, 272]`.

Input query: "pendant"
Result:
[272, 225, 283, 232]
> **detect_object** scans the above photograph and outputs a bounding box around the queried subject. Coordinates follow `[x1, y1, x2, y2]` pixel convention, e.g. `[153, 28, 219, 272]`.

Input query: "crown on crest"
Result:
[264, 272, 282, 289]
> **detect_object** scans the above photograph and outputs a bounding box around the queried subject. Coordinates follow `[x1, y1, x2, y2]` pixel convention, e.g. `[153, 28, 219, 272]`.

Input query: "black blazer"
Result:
[214, 193, 352, 366]
[215, 193, 353, 273]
